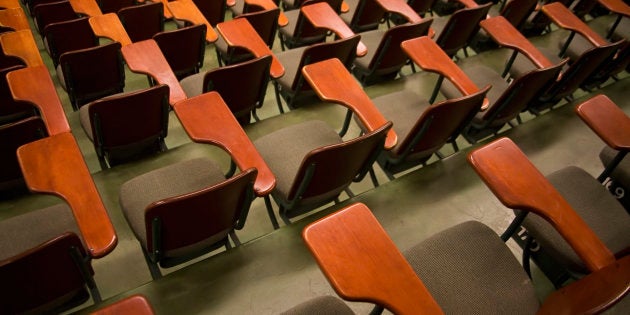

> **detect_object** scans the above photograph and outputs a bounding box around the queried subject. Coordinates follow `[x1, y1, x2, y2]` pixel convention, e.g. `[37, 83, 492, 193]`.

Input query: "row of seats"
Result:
[1, 0, 629, 312]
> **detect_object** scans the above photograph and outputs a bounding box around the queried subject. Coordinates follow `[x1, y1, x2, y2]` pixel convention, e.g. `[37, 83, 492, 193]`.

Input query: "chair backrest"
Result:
[500, 0, 537, 29]
[407, 0, 438, 16]
[366, 19, 432, 74]
[347, 0, 387, 32]
[394, 86, 489, 162]
[192, 0, 227, 25]
[26, 0, 62, 15]
[236, 7, 280, 48]
[86, 84, 169, 166]
[0, 65, 37, 125]
[292, 0, 334, 42]
[582, 41, 630, 89]
[480, 59, 566, 128]
[97, 0, 136, 14]
[153, 24, 207, 80]
[59, 42, 125, 109]
[0, 117, 48, 191]
[144, 168, 257, 262]
[32, 0, 80, 35]
[0, 232, 93, 314]
[541, 40, 625, 106]
[291, 35, 361, 92]
[285, 121, 392, 210]
[117, 2, 164, 42]
[436, 2, 492, 57]
[43, 17, 98, 67]
[202, 55, 272, 125]
[569, 0, 599, 19]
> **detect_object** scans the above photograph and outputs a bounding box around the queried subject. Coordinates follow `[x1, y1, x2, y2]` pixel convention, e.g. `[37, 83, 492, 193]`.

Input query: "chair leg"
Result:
[339, 109, 353, 137]
[370, 305, 385, 315]
[369, 167, 380, 187]
[70, 246, 101, 303]
[264, 195, 280, 230]
[229, 230, 241, 246]
[344, 187, 355, 198]
[215, 49, 223, 67]
[522, 236, 534, 279]
[273, 81, 285, 114]
[142, 248, 163, 280]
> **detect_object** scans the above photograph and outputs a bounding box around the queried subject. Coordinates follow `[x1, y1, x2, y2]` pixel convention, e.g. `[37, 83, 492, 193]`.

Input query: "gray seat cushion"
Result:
[404, 221, 540, 314]
[119, 158, 226, 251]
[523, 166, 630, 273]
[179, 71, 206, 98]
[79, 104, 94, 141]
[0, 203, 84, 260]
[278, 9, 300, 40]
[441, 65, 507, 108]
[610, 18, 630, 42]
[560, 33, 594, 62]
[370, 89, 428, 157]
[509, 46, 563, 79]
[253, 120, 342, 201]
[280, 295, 355, 315]
[352, 28, 386, 71]
[274, 45, 307, 91]
[600, 146, 630, 188]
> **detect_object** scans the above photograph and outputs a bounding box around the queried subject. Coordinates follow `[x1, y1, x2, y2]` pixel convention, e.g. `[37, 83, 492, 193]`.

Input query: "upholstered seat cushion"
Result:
[119, 158, 226, 251]
[179, 71, 206, 98]
[352, 28, 386, 71]
[509, 46, 563, 79]
[522, 166, 630, 273]
[274, 45, 307, 91]
[600, 146, 630, 187]
[370, 89, 428, 156]
[254, 120, 342, 200]
[404, 220, 540, 314]
[429, 14, 448, 39]
[610, 18, 630, 42]
[440, 65, 508, 122]
[280, 295, 355, 315]
[559, 33, 594, 62]
[0, 203, 84, 260]
[278, 9, 300, 40]
[228, 0, 245, 16]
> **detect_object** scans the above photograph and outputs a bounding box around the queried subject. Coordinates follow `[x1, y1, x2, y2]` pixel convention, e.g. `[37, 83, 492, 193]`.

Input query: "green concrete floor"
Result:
[1, 5, 628, 314]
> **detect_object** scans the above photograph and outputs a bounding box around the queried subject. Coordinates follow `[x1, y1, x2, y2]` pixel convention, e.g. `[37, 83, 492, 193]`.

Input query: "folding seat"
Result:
[215, 8, 279, 65]
[430, 2, 492, 58]
[273, 35, 360, 111]
[508, 39, 624, 113]
[79, 84, 169, 169]
[57, 42, 125, 110]
[119, 159, 257, 279]
[302, 161, 630, 313]
[254, 120, 391, 229]
[351, 19, 432, 86]
[469, 0, 538, 52]
[117, 2, 164, 43]
[340, 0, 387, 32]
[439, 59, 566, 144]
[153, 24, 207, 81]
[0, 117, 47, 193]
[277, 0, 343, 50]
[180, 55, 272, 125]
[31, 0, 80, 35]
[42, 17, 99, 67]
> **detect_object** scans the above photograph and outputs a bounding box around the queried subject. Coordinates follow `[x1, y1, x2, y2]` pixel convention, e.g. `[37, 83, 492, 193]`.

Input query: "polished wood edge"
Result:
[0, 29, 45, 67]
[0, 7, 31, 31]
[89, 13, 132, 46]
[7, 65, 70, 135]
[538, 255, 630, 314]
[575, 94, 630, 150]
[68, 0, 103, 16]
[166, 0, 219, 42]
[91, 295, 155, 315]
[17, 133, 117, 258]
[302, 203, 444, 314]
[467, 137, 616, 271]
[301, 58, 397, 150]
[542, 2, 608, 46]
[598, 0, 630, 17]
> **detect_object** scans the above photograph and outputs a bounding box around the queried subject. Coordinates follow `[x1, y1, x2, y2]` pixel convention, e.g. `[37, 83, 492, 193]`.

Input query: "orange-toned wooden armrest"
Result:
[300, 2, 367, 57]
[467, 137, 616, 272]
[575, 94, 630, 151]
[89, 13, 132, 46]
[216, 18, 285, 79]
[457, 0, 478, 8]
[91, 295, 155, 315]
[68, 0, 103, 16]
[538, 255, 630, 314]
[0, 30, 44, 67]
[598, 0, 630, 17]
[17, 133, 117, 258]
[0, 0, 21, 9]
[302, 58, 397, 150]
[121, 39, 188, 105]
[542, 2, 608, 46]
[402, 36, 489, 110]
[480, 16, 554, 69]
[303, 203, 444, 314]
[7, 66, 70, 135]
[0, 7, 31, 31]
[173, 92, 276, 196]
[375, 0, 423, 23]
[167, 0, 218, 42]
